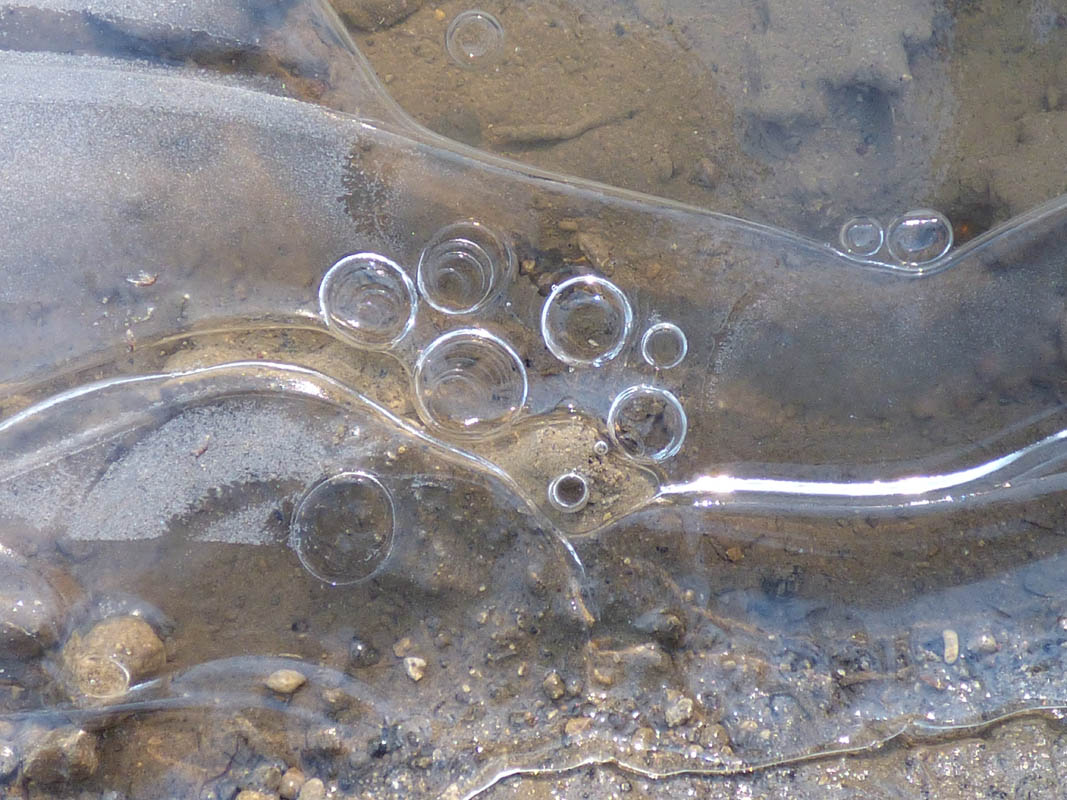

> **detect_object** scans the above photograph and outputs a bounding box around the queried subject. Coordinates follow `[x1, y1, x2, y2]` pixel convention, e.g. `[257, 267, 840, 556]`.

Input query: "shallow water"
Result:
[3, 1, 1067, 798]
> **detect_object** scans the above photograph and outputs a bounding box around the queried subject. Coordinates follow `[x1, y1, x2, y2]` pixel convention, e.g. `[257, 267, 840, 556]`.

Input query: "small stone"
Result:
[333, 0, 424, 31]
[265, 669, 307, 695]
[651, 149, 674, 182]
[725, 546, 744, 562]
[576, 231, 617, 276]
[942, 629, 960, 664]
[235, 792, 274, 800]
[64, 615, 166, 698]
[633, 608, 686, 650]
[348, 637, 380, 668]
[564, 716, 593, 737]
[688, 157, 720, 189]
[968, 632, 998, 655]
[279, 769, 306, 800]
[664, 692, 694, 727]
[297, 777, 326, 800]
[0, 555, 65, 659]
[249, 762, 283, 792]
[433, 7, 446, 20]
[592, 666, 616, 687]
[557, 218, 580, 232]
[542, 671, 565, 701]
[1048, 84, 1062, 110]
[403, 656, 427, 682]
[22, 727, 99, 784]
[392, 637, 413, 658]
[0, 743, 18, 782]
[630, 726, 656, 751]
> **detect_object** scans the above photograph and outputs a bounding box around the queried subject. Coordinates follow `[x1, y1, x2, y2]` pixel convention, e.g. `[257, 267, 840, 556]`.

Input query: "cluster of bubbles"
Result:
[839, 209, 953, 267]
[305, 220, 694, 580]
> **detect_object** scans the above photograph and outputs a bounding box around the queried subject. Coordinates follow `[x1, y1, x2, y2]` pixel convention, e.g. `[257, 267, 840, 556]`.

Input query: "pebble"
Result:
[0, 555, 64, 659]
[297, 777, 326, 800]
[278, 768, 306, 800]
[542, 670, 566, 700]
[235, 792, 275, 800]
[688, 157, 720, 189]
[22, 727, 99, 784]
[403, 656, 427, 682]
[576, 231, 617, 276]
[942, 629, 960, 664]
[64, 615, 166, 698]
[392, 637, 413, 658]
[651, 149, 674, 182]
[968, 632, 998, 655]
[633, 608, 686, 650]
[265, 669, 307, 695]
[664, 691, 694, 727]
[0, 743, 17, 782]
[564, 717, 592, 737]
[333, 0, 424, 32]
[630, 726, 656, 751]
[1048, 84, 1062, 110]
[348, 636, 380, 668]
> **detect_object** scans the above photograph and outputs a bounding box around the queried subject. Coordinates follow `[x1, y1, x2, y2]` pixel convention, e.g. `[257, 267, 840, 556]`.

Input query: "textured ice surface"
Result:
[3, 1, 1067, 798]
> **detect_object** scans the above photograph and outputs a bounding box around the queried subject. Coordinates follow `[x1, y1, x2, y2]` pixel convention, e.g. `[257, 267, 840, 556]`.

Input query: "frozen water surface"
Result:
[3, 1, 1067, 798]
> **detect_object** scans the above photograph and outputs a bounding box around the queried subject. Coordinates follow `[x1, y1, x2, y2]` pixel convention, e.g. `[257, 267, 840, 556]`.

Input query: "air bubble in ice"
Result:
[445, 10, 505, 68]
[290, 472, 396, 586]
[607, 385, 687, 463]
[417, 220, 514, 315]
[839, 216, 885, 257]
[541, 275, 634, 367]
[885, 209, 953, 266]
[319, 253, 417, 350]
[547, 472, 589, 513]
[640, 322, 688, 369]
[413, 328, 528, 437]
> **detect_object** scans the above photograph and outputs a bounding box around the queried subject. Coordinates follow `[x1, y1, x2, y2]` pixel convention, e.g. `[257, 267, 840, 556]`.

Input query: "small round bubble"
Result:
[414, 328, 527, 437]
[541, 275, 634, 367]
[418, 220, 514, 315]
[319, 253, 417, 350]
[607, 385, 687, 463]
[290, 472, 395, 586]
[446, 10, 505, 68]
[593, 440, 610, 456]
[886, 209, 953, 266]
[839, 216, 885, 257]
[641, 322, 688, 369]
[547, 472, 589, 513]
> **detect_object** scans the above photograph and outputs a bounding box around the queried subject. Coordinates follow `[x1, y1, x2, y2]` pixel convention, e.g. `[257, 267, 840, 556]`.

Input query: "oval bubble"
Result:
[885, 209, 953, 266]
[319, 253, 417, 350]
[607, 385, 687, 463]
[417, 220, 514, 315]
[541, 275, 634, 367]
[414, 328, 528, 437]
[291, 472, 396, 586]
[446, 10, 505, 68]
[547, 472, 589, 513]
[640, 322, 688, 369]
[839, 215, 885, 257]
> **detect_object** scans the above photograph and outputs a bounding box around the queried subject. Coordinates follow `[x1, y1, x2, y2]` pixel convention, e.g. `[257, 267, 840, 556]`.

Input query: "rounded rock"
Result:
[22, 727, 99, 785]
[64, 615, 166, 698]
[297, 777, 326, 800]
[0, 554, 65, 659]
[266, 668, 307, 695]
[279, 768, 306, 800]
